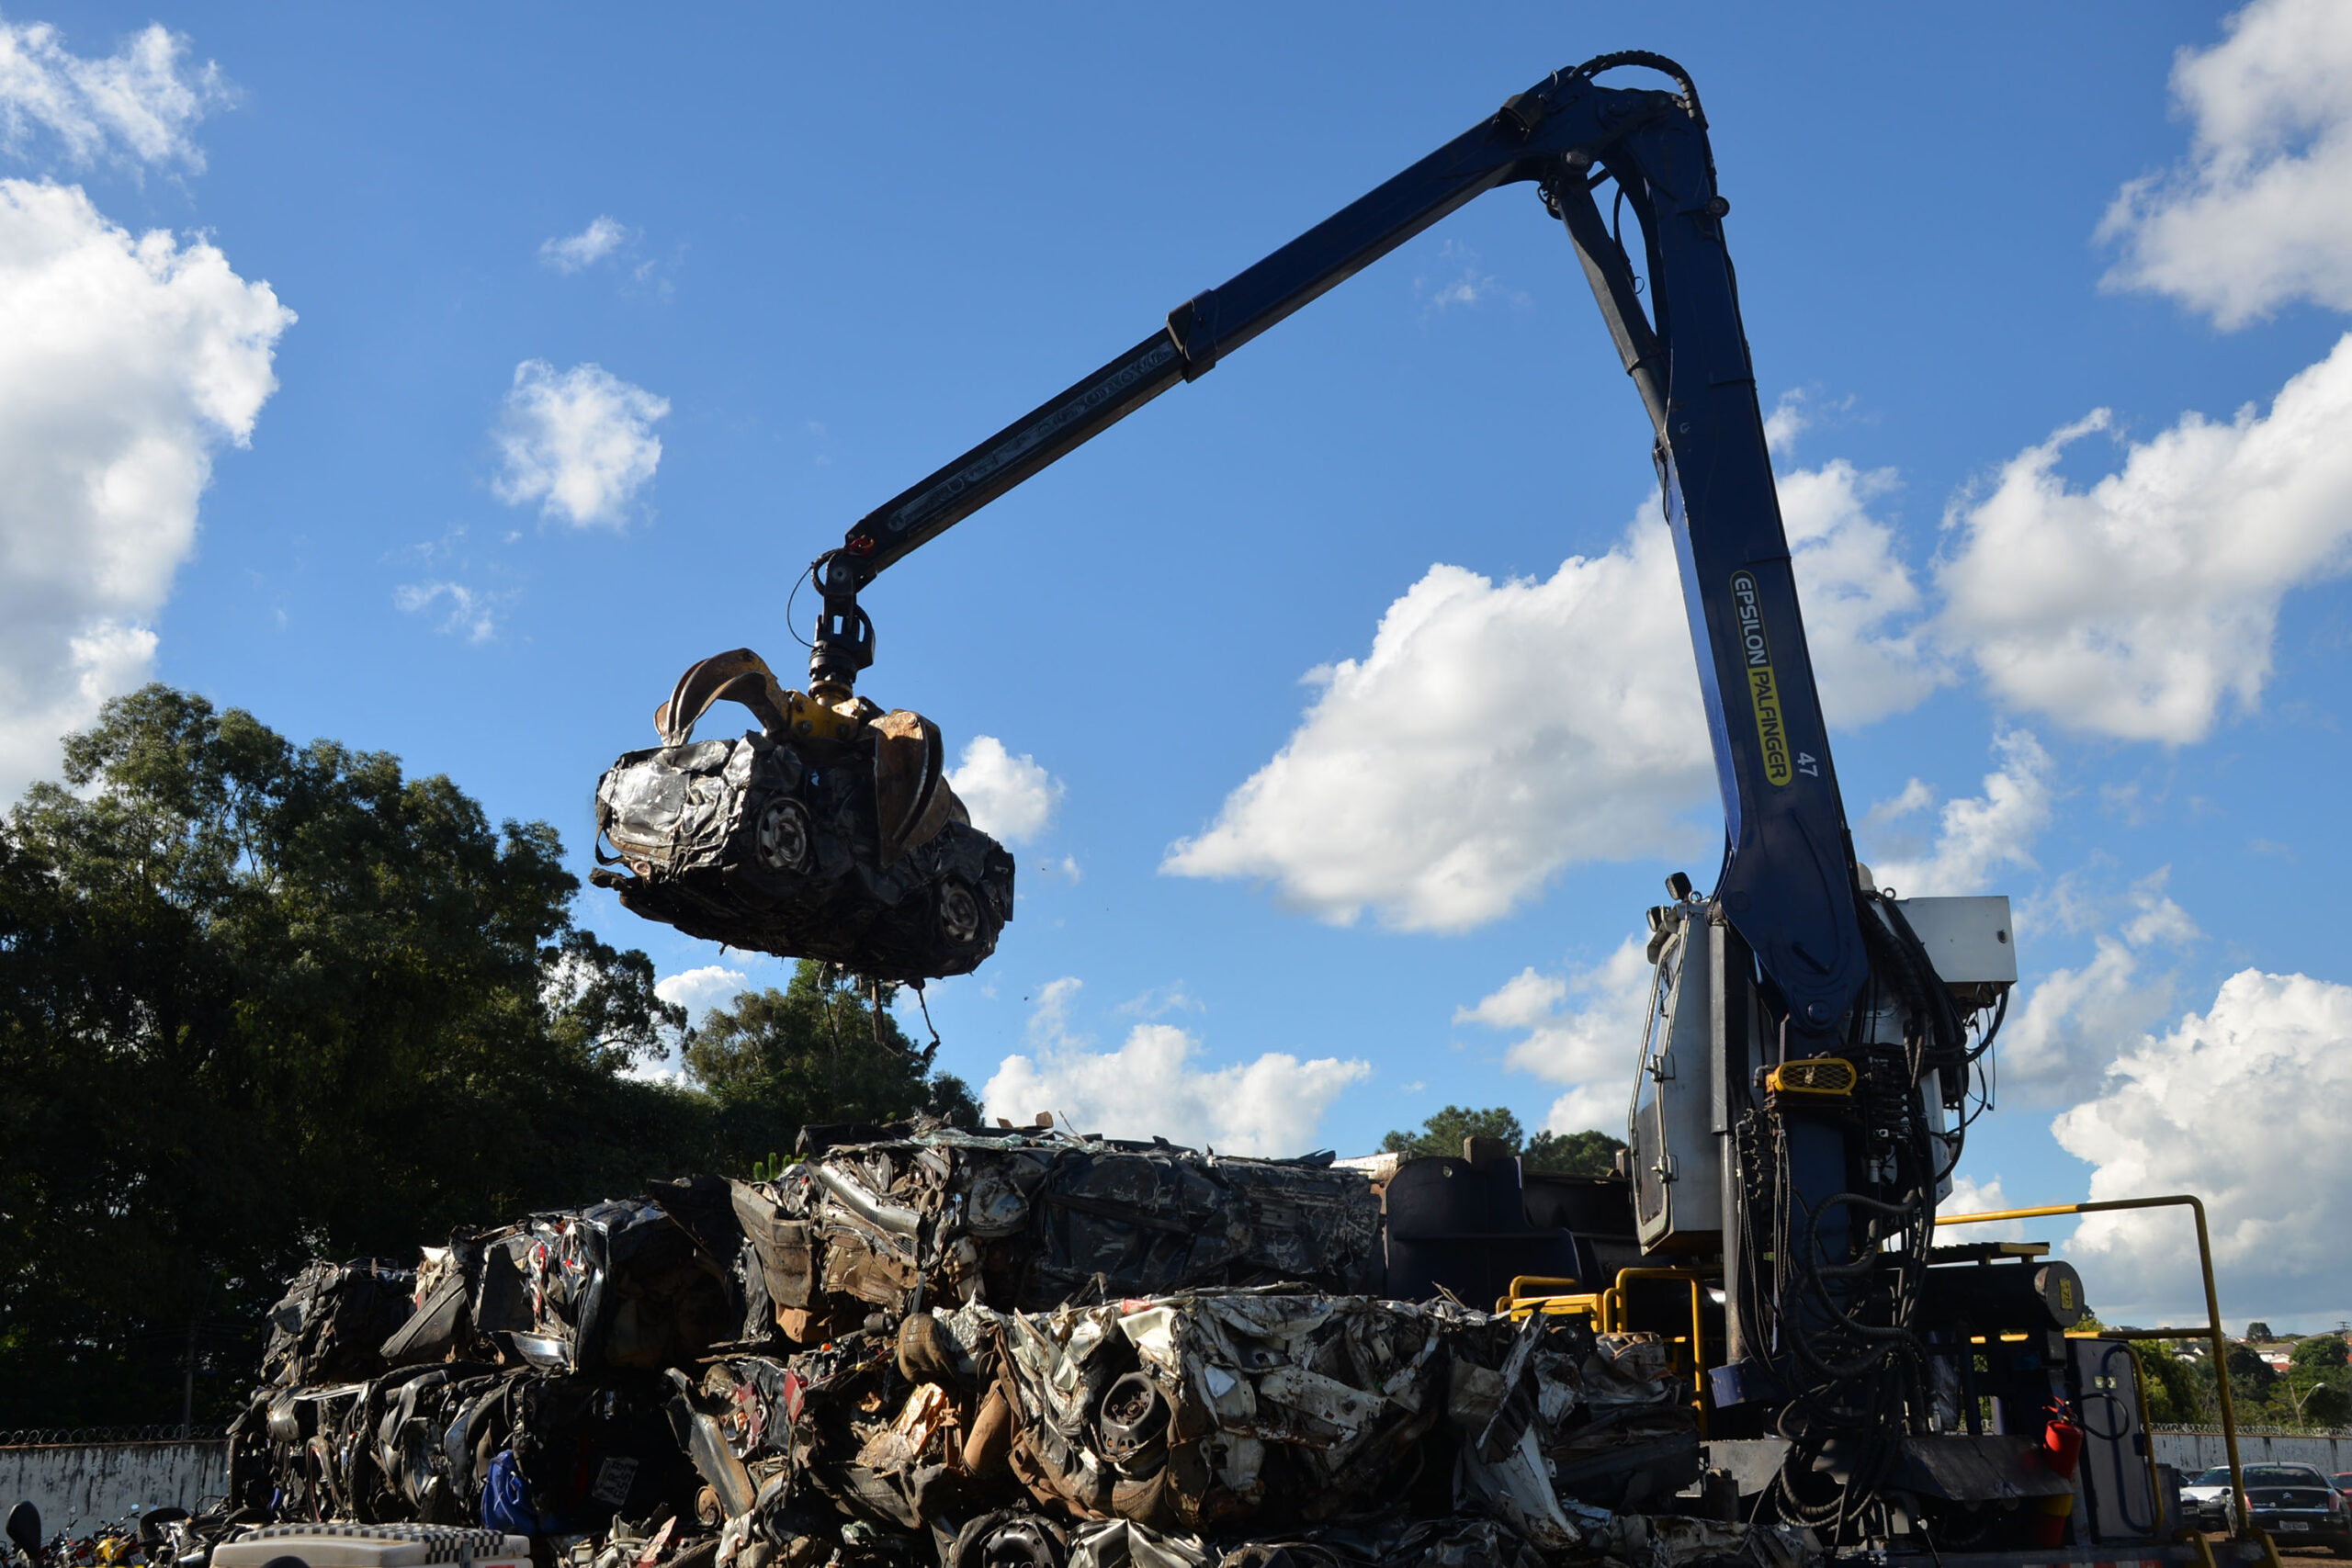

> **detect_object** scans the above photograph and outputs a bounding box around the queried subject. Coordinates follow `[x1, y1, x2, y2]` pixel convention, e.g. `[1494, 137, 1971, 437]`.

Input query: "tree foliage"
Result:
[2306, 1384, 2352, 1428]
[2258, 1335, 2352, 1429]
[1381, 1105, 1626, 1177]
[2290, 1334, 2349, 1375]
[2129, 1341, 2210, 1425]
[1381, 1105, 1525, 1158]
[0, 686, 968, 1427]
[684, 965, 978, 1156]
[2225, 1344, 2279, 1397]
[1524, 1129, 1629, 1178]
[2156, 1333, 2352, 1430]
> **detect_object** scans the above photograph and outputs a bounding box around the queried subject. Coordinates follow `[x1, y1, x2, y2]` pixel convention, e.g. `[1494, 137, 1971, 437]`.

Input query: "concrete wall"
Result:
[0, 1441, 228, 1536]
[2154, 1431, 2352, 1474]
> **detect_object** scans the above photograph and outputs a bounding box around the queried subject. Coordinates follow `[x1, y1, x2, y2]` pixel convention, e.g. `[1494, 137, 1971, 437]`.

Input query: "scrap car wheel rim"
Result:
[1095, 1371, 1169, 1461]
[977, 1521, 1062, 1568]
[939, 879, 981, 943]
[754, 797, 811, 873]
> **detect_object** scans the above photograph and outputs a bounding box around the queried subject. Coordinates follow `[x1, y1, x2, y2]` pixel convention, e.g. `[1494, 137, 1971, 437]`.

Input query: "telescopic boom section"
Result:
[813, 55, 1867, 1051]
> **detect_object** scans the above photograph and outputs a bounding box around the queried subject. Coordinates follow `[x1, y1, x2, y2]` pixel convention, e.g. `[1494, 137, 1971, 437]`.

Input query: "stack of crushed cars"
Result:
[226, 1126, 1807, 1568]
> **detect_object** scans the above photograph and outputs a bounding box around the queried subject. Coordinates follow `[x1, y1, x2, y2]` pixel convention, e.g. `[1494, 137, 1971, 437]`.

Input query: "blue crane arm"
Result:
[816, 55, 1866, 1050]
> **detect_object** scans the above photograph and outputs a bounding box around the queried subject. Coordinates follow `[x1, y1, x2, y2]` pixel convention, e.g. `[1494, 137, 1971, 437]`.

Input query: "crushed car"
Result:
[219, 1124, 1791, 1568]
[590, 649, 1015, 983]
[729, 1128, 1385, 1331]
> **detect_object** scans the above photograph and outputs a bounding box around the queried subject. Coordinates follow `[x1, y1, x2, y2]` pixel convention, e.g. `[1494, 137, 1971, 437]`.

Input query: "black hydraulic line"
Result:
[1545, 171, 1667, 434]
[1971, 983, 2009, 1061]
[1878, 894, 1970, 1062]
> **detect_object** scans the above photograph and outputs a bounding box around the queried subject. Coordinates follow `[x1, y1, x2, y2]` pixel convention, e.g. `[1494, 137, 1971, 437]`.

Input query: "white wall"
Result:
[2154, 1431, 2352, 1474]
[0, 1441, 228, 1537]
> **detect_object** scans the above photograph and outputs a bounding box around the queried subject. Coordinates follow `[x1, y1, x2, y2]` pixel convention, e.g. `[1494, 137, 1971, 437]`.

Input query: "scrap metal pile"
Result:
[228, 1128, 1803, 1568]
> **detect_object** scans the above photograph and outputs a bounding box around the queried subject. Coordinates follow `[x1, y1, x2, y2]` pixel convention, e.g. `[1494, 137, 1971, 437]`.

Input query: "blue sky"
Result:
[6, 1, 2351, 1327]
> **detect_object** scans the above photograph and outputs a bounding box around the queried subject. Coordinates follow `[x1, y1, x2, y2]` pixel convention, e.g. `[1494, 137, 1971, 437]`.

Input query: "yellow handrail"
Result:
[1935, 1193, 2263, 1551]
[1607, 1268, 1709, 1427]
[1503, 1268, 1710, 1437]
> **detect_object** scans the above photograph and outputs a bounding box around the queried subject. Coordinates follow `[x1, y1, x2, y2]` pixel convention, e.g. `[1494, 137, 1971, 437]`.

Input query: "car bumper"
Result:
[2190, 1501, 2233, 1531]
[2253, 1513, 2351, 1546]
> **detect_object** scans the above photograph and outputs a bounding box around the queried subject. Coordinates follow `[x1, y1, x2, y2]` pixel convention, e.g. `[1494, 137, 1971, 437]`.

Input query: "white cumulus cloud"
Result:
[0, 178, 291, 800]
[1165, 472, 1930, 931]
[1415, 239, 1528, 312]
[1162, 520, 1708, 931]
[620, 964, 752, 1084]
[982, 978, 1367, 1156]
[1779, 460, 1939, 725]
[539, 215, 632, 274]
[657, 964, 750, 1024]
[1937, 336, 2352, 743]
[1762, 390, 1811, 456]
[2098, 0, 2352, 326]
[1458, 935, 1654, 1135]
[1860, 730, 2053, 898]
[946, 735, 1062, 846]
[492, 359, 668, 528]
[2055, 967, 2352, 1323]
[2001, 871, 2199, 1105]
[0, 17, 224, 172]
[1759, 389, 1859, 458]
[1455, 967, 1568, 1032]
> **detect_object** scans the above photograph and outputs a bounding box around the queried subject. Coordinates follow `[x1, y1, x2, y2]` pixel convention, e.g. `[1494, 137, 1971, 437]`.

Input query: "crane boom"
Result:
[812, 54, 1867, 1059]
[684, 58, 2198, 1547]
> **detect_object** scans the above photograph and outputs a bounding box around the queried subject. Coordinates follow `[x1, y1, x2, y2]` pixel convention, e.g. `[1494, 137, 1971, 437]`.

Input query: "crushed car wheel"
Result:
[1095, 1371, 1169, 1463]
[952, 1511, 1068, 1568]
[939, 878, 981, 945]
[754, 796, 812, 873]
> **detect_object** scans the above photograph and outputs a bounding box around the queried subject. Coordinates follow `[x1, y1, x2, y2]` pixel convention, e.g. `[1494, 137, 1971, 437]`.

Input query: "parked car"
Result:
[2241, 1463, 2352, 1555]
[2336, 1472, 2352, 1497]
[2184, 1467, 2239, 1532]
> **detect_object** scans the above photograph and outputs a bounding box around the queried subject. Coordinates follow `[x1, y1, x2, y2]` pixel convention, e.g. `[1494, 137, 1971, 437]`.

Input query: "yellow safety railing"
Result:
[1501, 1268, 1709, 1435]
[1937, 1193, 2273, 1559]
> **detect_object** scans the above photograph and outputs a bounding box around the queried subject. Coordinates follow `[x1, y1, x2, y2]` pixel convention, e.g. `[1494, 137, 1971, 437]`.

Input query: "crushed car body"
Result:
[729, 1129, 1385, 1329]
[591, 649, 1015, 982]
[215, 1124, 1801, 1568]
